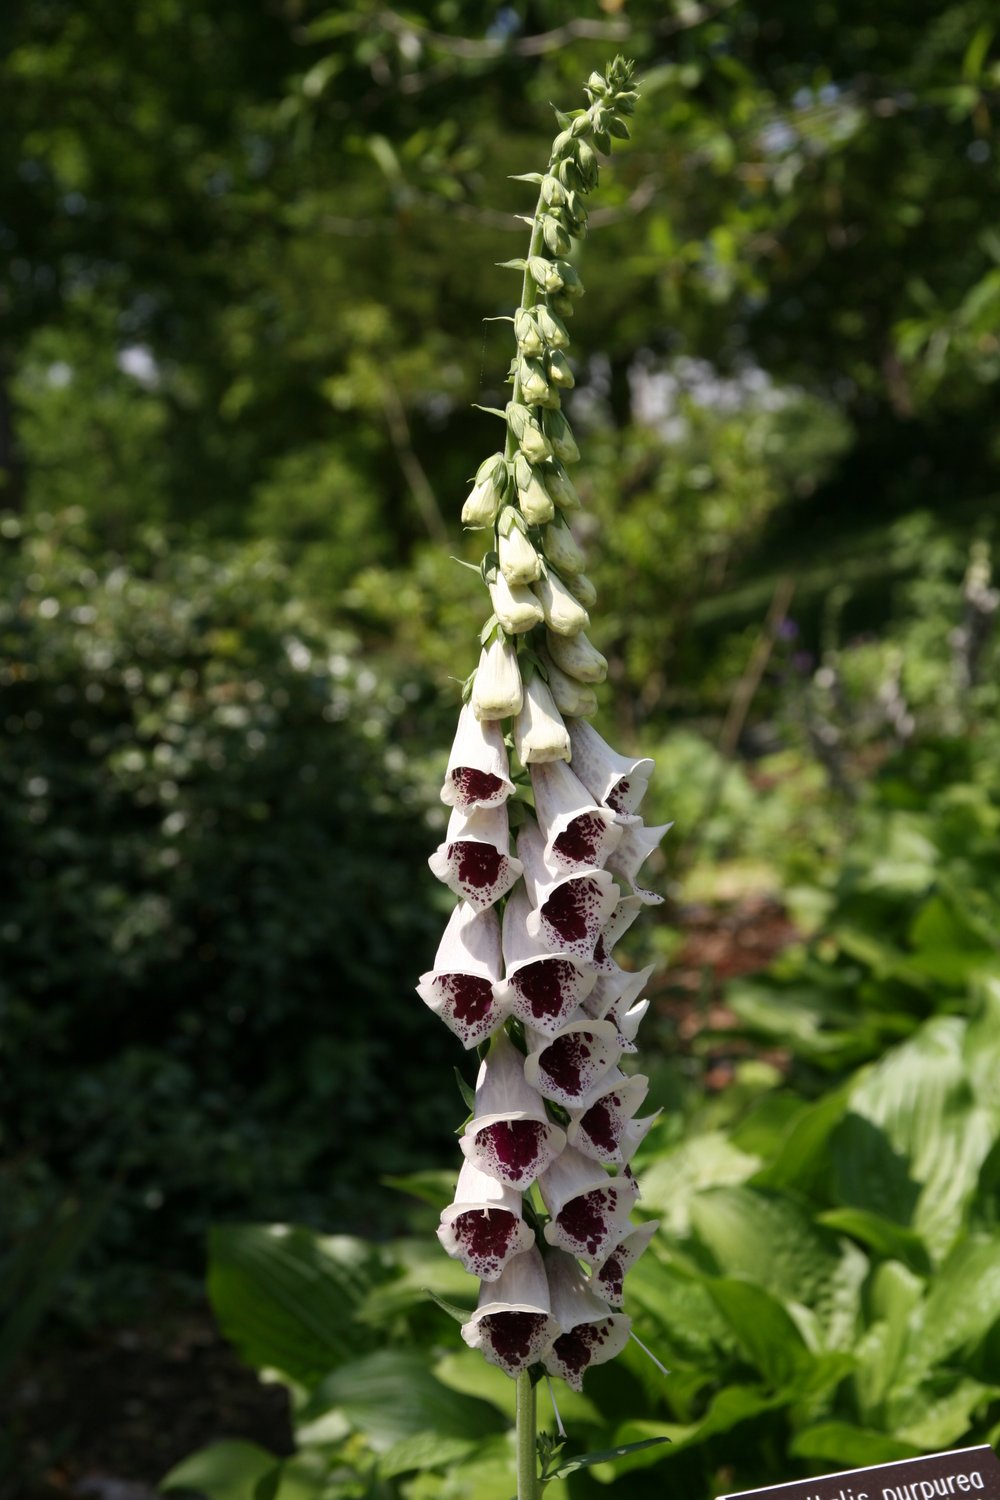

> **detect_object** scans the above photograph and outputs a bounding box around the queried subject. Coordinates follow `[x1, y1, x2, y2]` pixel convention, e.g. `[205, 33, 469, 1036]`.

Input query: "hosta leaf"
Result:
[706, 1278, 815, 1390]
[639, 1131, 760, 1234]
[817, 1207, 931, 1274]
[160, 1440, 279, 1500]
[791, 1423, 922, 1467]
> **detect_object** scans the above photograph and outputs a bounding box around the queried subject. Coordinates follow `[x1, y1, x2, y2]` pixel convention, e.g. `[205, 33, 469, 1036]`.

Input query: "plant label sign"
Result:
[718, 1447, 1000, 1500]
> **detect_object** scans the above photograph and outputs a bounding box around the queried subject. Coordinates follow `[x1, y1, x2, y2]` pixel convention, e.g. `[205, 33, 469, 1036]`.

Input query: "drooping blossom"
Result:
[428, 804, 523, 910]
[437, 1158, 534, 1280]
[542, 1249, 631, 1391]
[495, 884, 596, 1036]
[440, 703, 514, 813]
[460, 1030, 566, 1190]
[416, 900, 508, 1048]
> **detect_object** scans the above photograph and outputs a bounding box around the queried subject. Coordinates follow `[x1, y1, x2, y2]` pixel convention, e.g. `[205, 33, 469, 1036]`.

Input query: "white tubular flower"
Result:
[513, 673, 571, 765]
[539, 1144, 639, 1262]
[514, 455, 556, 525]
[533, 568, 590, 637]
[530, 759, 622, 877]
[545, 629, 607, 684]
[471, 635, 523, 721]
[495, 883, 596, 1037]
[498, 508, 541, 585]
[437, 1158, 534, 1282]
[545, 463, 581, 513]
[461, 481, 500, 529]
[582, 963, 654, 1031]
[541, 652, 598, 718]
[606, 819, 672, 905]
[428, 805, 523, 912]
[543, 523, 585, 576]
[518, 820, 619, 960]
[567, 718, 655, 818]
[524, 1018, 621, 1109]
[416, 900, 508, 1049]
[461, 1245, 560, 1378]
[590, 1220, 660, 1309]
[542, 1249, 631, 1391]
[460, 1030, 566, 1191]
[489, 571, 545, 634]
[441, 703, 515, 813]
[567, 1072, 658, 1167]
[592, 895, 644, 972]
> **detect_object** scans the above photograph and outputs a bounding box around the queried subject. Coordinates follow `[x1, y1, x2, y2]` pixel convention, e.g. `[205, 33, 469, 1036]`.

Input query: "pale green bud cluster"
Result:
[458, 58, 639, 733]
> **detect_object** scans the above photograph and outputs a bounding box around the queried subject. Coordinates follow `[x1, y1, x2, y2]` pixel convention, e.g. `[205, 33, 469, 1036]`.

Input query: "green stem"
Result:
[504, 190, 547, 461]
[516, 1368, 539, 1499]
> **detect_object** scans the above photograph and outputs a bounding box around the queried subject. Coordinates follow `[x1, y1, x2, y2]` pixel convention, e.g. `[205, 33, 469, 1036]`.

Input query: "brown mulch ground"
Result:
[13, 894, 798, 1500]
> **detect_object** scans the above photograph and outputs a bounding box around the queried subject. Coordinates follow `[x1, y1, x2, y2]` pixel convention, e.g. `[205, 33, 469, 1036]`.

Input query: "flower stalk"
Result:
[419, 57, 662, 1493]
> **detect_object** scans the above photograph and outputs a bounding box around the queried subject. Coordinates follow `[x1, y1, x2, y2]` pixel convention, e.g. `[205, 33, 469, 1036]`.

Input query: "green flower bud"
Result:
[554, 261, 584, 298]
[542, 216, 572, 257]
[543, 521, 585, 574]
[534, 567, 590, 636]
[570, 572, 597, 608]
[543, 409, 580, 465]
[541, 652, 599, 717]
[471, 634, 523, 720]
[528, 256, 565, 294]
[518, 358, 558, 408]
[576, 140, 599, 188]
[570, 114, 591, 138]
[592, 125, 611, 153]
[550, 294, 576, 318]
[547, 350, 575, 389]
[545, 462, 581, 511]
[514, 307, 545, 357]
[556, 157, 584, 192]
[489, 571, 545, 634]
[461, 451, 506, 526]
[514, 454, 556, 523]
[540, 174, 566, 206]
[498, 507, 541, 584]
[551, 128, 574, 157]
[507, 403, 552, 463]
[536, 306, 571, 350]
[587, 71, 608, 97]
[546, 628, 608, 684]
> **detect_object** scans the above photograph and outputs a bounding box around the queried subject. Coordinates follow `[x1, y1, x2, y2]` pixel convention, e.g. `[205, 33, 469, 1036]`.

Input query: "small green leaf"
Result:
[454, 1067, 476, 1112]
[424, 1288, 474, 1324]
[161, 1439, 279, 1500]
[550, 1435, 670, 1478]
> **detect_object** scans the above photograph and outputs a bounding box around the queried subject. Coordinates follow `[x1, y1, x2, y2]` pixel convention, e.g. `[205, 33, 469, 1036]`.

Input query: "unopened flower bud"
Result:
[534, 568, 590, 636]
[570, 114, 590, 138]
[547, 350, 575, 389]
[542, 653, 599, 717]
[546, 463, 581, 511]
[461, 452, 506, 527]
[514, 674, 571, 764]
[490, 571, 545, 634]
[528, 256, 565, 294]
[587, 71, 608, 96]
[546, 629, 608, 683]
[518, 358, 557, 408]
[550, 294, 576, 318]
[507, 402, 552, 463]
[551, 128, 574, 157]
[514, 454, 555, 523]
[554, 261, 584, 298]
[471, 634, 523, 720]
[540, 174, 565, 206]
[576, 140, 599, 188]
[542, 216, 572, 257]
[536, 306, 570, 349]
[544, 409, 580, 464]
[571, 572, 597, 608]
[514, 307, 545, 357]
[498, 509, 541, 584]
[556, 157, 584, 191]
[543, 522, 585, 575]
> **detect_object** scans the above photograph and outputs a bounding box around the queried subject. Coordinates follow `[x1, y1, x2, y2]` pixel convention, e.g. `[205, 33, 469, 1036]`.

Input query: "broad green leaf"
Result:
[895, 1376, 1000, 1449]
[790, 1423, 922, 1466]
[592, 1387, 788, 1471]
[689, 1188, 866, 1349]
[300, 1349, 506, 1451]
[625, 1253, 739, 1366]
[434, 1347, 600, 1428]
[160, 1439, 279, 1500]
[817, 1208, 931, 1274]
[378, 1431, 479, 1478]
[852, 1260, 925, 1420]
[753, 1086, 850, 1194]
[550, 1434, 670, 1478]
[207, 1224, 385, 1386]
[706, 1277, 815, 1389]
[897, 1233, 1000, 1384]
[359, 1237, 476, 1324]
[639, 1131, 760, 1234]
[381, 1170, 456, 1210]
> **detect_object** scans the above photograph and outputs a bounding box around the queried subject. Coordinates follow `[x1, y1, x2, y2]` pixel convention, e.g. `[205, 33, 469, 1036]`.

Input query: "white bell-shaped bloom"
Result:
[461, 1245, 560, 1377]
[513, 674, 571, 764]
[606, 819, 672, 905]
[428, 804, 523, 912]
[460, 1030, 566, 1190]
[494, 884, 596, 1036]
[590, 1220, 660, 1308]
[524, 1018, 621, 1109]
[498, 513, 541, 585]
[440, 703, 515, 814]
[518, 820, 619, 961]
[533, 568, 590, 637]
[437, 1159, 534, 1281]
[567, 718, 654, 818]
[416, 900, 508, 1049]
[489, 572, 545, 634]
[542, 1249, 631, 1390]
[541, 653, 598, 718]
[471, 635, 523, 721]
[591, 895, 644, 973]
[545, 629, 607, 684]
[530, 760, 622, 878]
[567, 1071, 658, 1167]
[583, 962, 653, 1024]
[539, 1144, 639, 1263]
[542, 523, 585, 577]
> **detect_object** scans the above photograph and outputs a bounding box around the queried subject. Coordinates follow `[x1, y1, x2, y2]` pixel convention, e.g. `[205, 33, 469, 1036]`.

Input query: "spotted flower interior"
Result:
[419, 58, 661, 1389]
